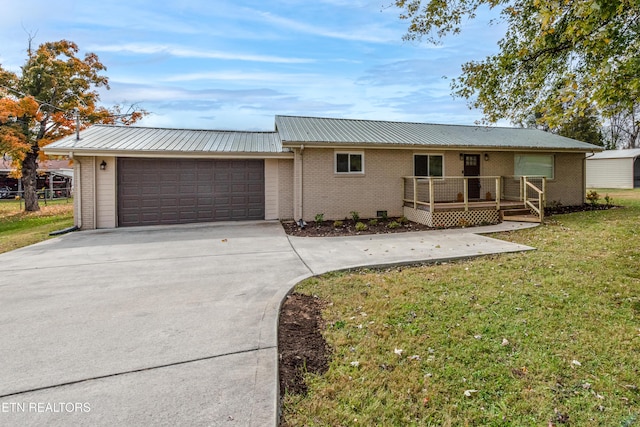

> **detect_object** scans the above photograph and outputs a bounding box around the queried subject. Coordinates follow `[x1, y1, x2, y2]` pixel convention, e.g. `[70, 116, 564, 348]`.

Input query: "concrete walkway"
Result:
[0, 221, 536, 426]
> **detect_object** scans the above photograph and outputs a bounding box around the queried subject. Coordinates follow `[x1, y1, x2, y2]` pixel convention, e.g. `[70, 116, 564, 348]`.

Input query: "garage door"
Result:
[117, 158, 264, 227]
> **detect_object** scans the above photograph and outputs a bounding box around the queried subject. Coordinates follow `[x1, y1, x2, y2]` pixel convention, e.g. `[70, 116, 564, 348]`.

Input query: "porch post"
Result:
[542, 177, 547, 207]
[495, 177, 501, 210]
[428, 177, 435, 212]
[413, 177, 417, 209]
[463, 177, 468, 211]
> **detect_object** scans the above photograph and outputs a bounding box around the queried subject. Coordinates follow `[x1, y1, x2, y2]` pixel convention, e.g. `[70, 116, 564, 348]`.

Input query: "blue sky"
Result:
[1, 0, 507, 131]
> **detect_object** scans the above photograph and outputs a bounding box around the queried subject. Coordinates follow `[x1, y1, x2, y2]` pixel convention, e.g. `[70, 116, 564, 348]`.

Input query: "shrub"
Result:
[350, 211, 360, 222]
[380, 211, 388, 221]
[368, 219, 378, 226]
[397, 216, 409, 224]
[387, 221, 400, 229]
[333, 220, 343, 228]
[604, 194, 614, 208]
[586, 190, 600, 206]
[314, 213, 324, 224]
[355, 222, 368, 231]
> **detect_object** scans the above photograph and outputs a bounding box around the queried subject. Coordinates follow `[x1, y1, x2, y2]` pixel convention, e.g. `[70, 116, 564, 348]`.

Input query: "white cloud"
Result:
[91, 43, 314, 64]
[255, 10, 400, 44]
[160, 71, 320, 84]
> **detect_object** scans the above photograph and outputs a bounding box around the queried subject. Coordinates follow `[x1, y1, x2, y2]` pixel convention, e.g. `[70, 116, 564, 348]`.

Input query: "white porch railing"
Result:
[402, 175, 546, 220]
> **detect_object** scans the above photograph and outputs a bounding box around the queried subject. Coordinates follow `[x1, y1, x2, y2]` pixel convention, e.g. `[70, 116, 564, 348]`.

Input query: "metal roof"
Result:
[587, 148, 640, 160]
[45, 125, 283, 154]
[44, 116, 605, 157]
[275, 115, 603, 152]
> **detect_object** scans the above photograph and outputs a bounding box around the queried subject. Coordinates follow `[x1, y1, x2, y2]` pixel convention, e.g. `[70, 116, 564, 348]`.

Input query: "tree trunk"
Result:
[21, 149, 40, 212]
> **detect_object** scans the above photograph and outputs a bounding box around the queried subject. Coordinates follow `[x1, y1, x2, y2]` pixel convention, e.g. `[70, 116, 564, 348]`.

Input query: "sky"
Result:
[1, 0, 508, 131]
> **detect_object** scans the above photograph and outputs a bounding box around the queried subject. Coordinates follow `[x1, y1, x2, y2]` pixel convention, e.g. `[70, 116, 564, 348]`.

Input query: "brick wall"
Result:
[548, 152, 585, 205]
[278, 159, 294, 219]
[75, 156, 95, 229]
[293, 149, 587, 221]
[299, 148, 412, 221]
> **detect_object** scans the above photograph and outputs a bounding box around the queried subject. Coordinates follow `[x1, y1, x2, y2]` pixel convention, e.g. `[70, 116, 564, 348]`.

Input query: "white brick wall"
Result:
[75, 156, 95, 230]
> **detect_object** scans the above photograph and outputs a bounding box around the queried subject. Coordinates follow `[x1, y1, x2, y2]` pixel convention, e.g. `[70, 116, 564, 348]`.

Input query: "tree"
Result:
[395, 0, 640, 131]
[519, 106, 604, 146]
[0, 40, 145, 211]
[604, 105, 640, 149]
[556, 108, 603, 146]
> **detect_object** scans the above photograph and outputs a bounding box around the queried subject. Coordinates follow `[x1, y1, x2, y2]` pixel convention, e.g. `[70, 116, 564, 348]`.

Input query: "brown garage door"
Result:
[118, 158, 264, 227]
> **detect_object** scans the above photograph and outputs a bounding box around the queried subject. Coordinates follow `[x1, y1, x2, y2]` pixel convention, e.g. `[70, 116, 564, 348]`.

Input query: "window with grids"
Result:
[335, 152, 364, 174]
[414, 154, 443, 177]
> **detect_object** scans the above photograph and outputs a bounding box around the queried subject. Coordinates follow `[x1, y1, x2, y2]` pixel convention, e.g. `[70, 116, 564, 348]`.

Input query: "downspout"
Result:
[72, 154, 82, 229]
[583, 151, 597, 202]
[93, 157, 97, 229]
[299, 144, 304, 221]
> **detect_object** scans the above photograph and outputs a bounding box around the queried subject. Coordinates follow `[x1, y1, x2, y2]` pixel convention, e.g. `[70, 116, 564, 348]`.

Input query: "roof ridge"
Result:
[275, 114, 521, 130]
[93, 124, 277, 134]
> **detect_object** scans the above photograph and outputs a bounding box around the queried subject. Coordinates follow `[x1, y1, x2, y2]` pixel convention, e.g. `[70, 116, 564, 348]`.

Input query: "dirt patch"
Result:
[278, 293, 330, 397]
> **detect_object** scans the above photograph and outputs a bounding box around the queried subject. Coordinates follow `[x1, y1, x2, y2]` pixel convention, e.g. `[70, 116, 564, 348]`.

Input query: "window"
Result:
[514, 154, 554, 179]
[336, 152, 363, 174]
[414, 154, 443, 177]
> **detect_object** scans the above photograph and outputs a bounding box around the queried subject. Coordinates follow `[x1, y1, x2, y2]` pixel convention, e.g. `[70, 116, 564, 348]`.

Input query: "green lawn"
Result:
[0, 198, 74, 254]
[282, 189, 640, 426]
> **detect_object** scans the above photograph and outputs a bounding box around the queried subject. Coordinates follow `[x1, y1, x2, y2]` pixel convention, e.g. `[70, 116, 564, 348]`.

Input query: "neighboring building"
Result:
[43, 115, 602, 230]
[586, 149, 640, 189]
[0, 157, 73, 199]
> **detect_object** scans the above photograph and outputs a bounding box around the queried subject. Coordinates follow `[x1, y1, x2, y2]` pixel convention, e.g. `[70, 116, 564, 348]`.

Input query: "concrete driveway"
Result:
[0, 221, 535, 426]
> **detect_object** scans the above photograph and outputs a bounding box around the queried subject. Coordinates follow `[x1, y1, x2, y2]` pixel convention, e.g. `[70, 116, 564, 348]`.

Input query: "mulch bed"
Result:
[281, 218, 433, 237]
[281, 204, 618, 238]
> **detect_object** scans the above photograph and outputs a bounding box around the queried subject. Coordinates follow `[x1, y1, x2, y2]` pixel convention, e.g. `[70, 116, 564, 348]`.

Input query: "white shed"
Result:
[586, 149, 640, 189]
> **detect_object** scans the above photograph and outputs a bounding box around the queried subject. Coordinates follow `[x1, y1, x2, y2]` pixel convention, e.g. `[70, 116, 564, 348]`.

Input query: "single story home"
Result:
[586, 148, 640, 189]
[43, 115, 602, 229]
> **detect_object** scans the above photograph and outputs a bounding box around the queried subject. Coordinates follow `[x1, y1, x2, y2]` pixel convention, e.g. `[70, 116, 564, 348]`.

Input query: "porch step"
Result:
[502, 214, 541, 223]
[500, 208, 541, 223]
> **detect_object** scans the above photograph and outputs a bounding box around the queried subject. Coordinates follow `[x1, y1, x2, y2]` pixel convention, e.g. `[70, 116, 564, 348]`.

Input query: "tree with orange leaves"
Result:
[0, 39, 146, 211]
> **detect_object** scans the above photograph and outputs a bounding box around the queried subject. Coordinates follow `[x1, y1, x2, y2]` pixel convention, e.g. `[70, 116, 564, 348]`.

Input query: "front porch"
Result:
[402, 176, 546, 227]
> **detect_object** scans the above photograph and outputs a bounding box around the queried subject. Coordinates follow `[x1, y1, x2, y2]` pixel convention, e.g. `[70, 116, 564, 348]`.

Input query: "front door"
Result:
[464, 154, 481, 199]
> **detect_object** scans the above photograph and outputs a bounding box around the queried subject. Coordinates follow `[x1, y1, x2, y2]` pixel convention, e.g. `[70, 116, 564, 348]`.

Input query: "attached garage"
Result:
[43, 125, 291, 229]
[118, 158, 265, 227]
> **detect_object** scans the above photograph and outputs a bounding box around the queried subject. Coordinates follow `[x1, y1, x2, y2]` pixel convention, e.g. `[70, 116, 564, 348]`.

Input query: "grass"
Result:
[282, 189, 640, 426]
[0, 198, 74, 254]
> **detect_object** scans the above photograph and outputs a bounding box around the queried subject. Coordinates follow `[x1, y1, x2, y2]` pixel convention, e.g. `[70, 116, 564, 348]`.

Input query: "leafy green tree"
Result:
[0, 40, 145, 211]
[395, 0, 640, 130]
[557, 108, 603, 146]
[520, 106, 603, 145]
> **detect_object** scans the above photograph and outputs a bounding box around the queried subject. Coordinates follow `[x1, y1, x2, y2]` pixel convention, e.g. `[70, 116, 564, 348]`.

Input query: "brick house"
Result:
[44, 115, 602, 229]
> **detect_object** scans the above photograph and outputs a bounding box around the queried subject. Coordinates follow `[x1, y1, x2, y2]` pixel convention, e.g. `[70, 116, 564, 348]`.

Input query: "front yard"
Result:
[280, 189, 640, 426]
